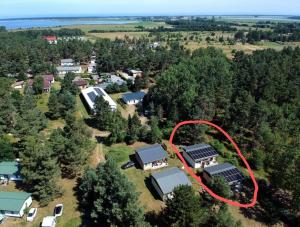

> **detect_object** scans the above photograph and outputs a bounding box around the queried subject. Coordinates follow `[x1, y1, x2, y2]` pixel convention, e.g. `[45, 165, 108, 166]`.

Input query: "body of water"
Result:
[0, 18, 138, 30]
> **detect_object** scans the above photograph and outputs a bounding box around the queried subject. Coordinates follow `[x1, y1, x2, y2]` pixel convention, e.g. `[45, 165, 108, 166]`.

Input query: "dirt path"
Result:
[89, 128, 107, 168]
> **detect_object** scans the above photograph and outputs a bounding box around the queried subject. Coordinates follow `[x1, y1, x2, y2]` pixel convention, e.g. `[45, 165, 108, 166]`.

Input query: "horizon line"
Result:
[1, 14, 299, 20]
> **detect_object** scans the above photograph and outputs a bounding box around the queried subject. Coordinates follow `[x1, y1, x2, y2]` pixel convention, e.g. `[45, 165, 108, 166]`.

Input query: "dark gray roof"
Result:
[204, 163, 244, 184]
[183, 143, 219, 162]
[152, 167, 192, 195]
[136, 144, 168, 164]
[122, 92, 146, 103]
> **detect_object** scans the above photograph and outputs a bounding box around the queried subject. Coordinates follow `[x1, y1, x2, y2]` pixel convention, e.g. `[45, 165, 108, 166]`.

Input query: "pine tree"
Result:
[79, 157, 149, 226]
[162, 185, 209, 226]
[55, 113, 92, 178]
[94, 96, 113, 130]
[148, 116, 162, 144]
[20, 134, 61, 206]
[126, 114, 142, 144]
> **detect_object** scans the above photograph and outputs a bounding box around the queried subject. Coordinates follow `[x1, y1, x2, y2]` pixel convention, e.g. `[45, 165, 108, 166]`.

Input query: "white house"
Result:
[182, 143, 219, 169]
[56, 66, 83, 78]
[13, 81, 24, 89]
[0, 161, 23, 182]
[122, 91, 146, 105]
[127, 69, 143, 78]
[60, 59, 74, 66]
[81, 87, 117, 112]
[151, 167, 192, 201]
[0, 192, 32, 218]
[135, 144, 168, 170]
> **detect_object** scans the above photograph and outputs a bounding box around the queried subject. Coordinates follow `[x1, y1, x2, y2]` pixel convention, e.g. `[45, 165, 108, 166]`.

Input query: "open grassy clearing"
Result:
[88, 31, 150, 40]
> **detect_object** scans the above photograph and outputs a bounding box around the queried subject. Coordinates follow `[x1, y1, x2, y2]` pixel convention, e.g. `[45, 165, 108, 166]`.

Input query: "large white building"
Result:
[81, 87, 117, 112]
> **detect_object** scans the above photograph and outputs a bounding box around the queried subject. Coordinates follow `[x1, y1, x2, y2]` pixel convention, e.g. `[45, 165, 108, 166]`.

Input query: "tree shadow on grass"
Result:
[73, 177, 98, 227]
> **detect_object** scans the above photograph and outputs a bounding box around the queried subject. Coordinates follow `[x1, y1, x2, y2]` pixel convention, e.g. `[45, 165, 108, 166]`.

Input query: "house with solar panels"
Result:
[81, 86, 117, 112]
[203, 163, 244, 191]
[182, 143, 219, 169]
[151, 167, 192, 200]
[122, 91, 146, 105]
[135, 144, 168, 170]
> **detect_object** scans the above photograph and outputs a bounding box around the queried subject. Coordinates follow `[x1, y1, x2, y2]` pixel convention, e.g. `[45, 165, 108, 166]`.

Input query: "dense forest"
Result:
[95, 38, 188, 74]
[143, 46, 300, 225]
[0, 28, 92, 76]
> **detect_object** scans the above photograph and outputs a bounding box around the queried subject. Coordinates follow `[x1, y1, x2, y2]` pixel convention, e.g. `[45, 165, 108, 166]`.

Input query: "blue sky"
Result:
[0, 0, 300, 19]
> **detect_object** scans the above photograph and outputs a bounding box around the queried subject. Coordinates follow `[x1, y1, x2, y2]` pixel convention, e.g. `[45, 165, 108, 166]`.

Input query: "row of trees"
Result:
[234, 23, 300, 43]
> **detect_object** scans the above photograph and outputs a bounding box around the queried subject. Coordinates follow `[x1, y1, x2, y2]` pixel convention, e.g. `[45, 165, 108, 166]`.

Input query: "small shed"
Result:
[135, 144, 168, 170]
[151, 167, 192, 200]
[0, 192, 32, 218]
[122, 91, 146, 105]
[182, 143, 219, 169]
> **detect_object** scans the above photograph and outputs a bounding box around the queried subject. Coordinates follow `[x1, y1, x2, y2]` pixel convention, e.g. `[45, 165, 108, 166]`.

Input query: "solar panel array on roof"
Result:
[94, 87, 105, 96]
[87, 92, 97, 102]
[213, 168, 244, 184]
[204, 163, 244, 184]
[184, 144, 218, 162]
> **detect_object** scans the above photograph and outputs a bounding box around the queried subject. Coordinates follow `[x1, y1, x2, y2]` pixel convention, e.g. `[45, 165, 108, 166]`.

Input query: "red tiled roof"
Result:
[43, 36, 57, 41]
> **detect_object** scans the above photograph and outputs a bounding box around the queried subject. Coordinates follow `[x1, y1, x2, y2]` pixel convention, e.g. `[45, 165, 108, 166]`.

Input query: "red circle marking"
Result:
[169, 120, 258, 208]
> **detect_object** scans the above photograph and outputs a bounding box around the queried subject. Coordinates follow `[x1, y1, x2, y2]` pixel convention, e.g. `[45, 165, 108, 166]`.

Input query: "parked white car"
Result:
[26, 208, 37, 222]
[54, 204, 63, 217]
[41, 216, 56, 227]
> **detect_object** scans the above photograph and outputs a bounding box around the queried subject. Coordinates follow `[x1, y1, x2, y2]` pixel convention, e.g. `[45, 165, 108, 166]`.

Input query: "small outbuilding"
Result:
[151, 167, 192, 201]
[182, 143, 219, 169]
[60, 58, 74, 66]
[122, 91, 146, 105]
[0, 192, 32, 218]
[13, 81, 24, 89]
[203, 163, 244, 191]
[135, 144, 168, 170]
[0, 161, 23, 182]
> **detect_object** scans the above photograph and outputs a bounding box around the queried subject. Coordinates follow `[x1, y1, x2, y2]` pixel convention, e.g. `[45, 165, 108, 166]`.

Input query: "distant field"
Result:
[61, 21, 170, 33]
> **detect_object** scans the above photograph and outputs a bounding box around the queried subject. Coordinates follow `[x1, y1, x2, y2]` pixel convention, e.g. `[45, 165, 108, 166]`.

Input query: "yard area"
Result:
[2, 179, 81, 227]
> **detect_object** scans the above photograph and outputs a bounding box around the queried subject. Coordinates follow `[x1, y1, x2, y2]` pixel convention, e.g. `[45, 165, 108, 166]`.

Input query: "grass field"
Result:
[60, 21, 169, 33]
